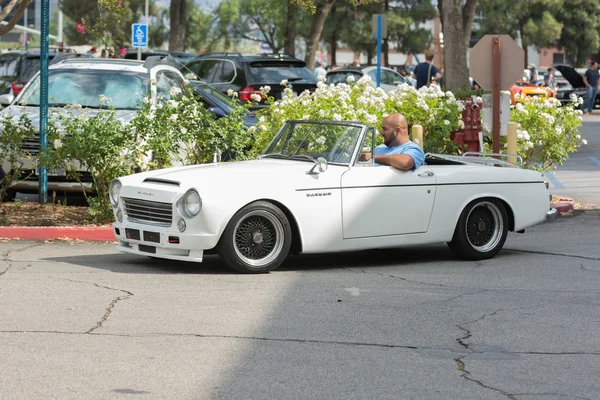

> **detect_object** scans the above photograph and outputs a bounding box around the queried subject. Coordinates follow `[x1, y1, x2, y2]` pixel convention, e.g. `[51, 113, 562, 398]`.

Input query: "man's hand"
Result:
[359, 152, 372, 162]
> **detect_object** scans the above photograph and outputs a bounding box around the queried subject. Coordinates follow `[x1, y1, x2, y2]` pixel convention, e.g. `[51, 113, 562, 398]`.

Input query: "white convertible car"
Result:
[110, 120, 555, 273]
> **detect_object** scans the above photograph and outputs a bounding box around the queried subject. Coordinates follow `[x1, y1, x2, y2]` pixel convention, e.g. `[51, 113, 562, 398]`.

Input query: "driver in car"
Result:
[362, 113, 425, 171]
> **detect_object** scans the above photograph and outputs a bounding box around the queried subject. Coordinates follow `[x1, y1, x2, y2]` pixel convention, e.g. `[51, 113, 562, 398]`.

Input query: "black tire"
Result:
[447, 199, 509, 260]
[218, 201, 292, 273]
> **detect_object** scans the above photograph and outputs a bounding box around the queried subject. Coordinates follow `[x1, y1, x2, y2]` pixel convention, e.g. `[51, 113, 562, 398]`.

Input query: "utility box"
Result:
[481, 92, 511, 136]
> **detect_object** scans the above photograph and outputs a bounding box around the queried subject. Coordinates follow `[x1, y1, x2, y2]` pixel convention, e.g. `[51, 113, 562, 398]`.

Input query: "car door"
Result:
[340, 127, 437, 239]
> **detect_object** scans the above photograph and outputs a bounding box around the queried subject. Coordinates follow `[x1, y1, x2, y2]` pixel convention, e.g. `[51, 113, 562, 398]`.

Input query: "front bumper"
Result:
[546, 208, 558, 221]
[113, 222, 220, 263]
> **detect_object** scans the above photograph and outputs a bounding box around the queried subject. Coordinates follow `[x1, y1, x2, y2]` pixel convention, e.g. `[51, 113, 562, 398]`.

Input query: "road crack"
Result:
[59, 278, 133, 334]
[340, 267, 447, 287]
[1, 242, 45, 261]
[455, 356, 516, 399]
[505, 248, 600, 261]
[456, 309, 504, 350]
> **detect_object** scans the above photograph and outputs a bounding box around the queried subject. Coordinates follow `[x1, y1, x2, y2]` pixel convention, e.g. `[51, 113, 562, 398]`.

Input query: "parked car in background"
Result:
[553, 64, 598, 108]
[124, 50, 197, 64]
[0, 58, 190, 196]
[110, 120, 554, 274]
[182, 53, 318, 109]
[325, 66, 409, 92]
[0, 49, 80, 95]
[509, 80, 555, 105]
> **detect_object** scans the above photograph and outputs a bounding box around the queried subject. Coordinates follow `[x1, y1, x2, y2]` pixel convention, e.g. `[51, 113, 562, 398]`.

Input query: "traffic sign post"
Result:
[132, 23, 148, 60]
[39, 0, 49, 204]
[470, 34, 524, 154]
[372, 14, 387, 88]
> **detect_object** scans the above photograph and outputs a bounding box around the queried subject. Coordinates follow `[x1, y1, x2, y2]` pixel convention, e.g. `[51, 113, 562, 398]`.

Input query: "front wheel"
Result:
[447, 199, 509, 260]
[218, 201, 292, 273]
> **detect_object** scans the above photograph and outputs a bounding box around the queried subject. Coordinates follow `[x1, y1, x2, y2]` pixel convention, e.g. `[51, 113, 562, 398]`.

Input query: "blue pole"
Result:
[376, 15, 382, 88]
[39, 0, 49, 204]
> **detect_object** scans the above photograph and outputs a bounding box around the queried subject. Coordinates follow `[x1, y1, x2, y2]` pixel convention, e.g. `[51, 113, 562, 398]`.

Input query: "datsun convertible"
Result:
[110, 120, 555, 273]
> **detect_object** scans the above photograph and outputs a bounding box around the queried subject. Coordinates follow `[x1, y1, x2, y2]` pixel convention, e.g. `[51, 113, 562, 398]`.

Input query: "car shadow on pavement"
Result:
[43, 244, 455, 275]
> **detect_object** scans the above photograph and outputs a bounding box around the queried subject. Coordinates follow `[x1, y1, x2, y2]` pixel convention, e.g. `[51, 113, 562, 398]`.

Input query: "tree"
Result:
[169, 0, 186, 51]
[477, 0, 563, 66]
[59, 0, 157, 48]
[554, 1, 600, 67]
[185, 0, 211, 52]
[0, 0, 32, 36]
[304, 0, 336, 70]
[438, 0, 478, 90]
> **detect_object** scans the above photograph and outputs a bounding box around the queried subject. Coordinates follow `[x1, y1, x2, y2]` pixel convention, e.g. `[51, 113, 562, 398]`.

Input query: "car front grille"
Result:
[122, 197, 173, 227]
[22, 133, 41, 155]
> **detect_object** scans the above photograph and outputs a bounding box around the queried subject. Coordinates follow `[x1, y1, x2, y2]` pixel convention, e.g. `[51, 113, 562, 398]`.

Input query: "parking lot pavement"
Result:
[0, 211, 599, 400]
[545, 115, 600, 209]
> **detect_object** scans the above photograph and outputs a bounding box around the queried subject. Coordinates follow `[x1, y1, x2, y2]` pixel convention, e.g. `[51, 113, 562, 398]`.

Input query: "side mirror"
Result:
[0, 93, 14, 105]
[306, 157, 328, 175]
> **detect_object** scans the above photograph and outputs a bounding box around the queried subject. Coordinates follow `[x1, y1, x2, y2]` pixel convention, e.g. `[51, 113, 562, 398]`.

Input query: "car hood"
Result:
[0, 105, 137, 126]
[553, 65, 585, 88]
[124, 159, 347, 192]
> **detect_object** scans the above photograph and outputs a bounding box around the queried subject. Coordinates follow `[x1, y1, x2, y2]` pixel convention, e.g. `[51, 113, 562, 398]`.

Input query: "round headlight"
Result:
[110, 180, 122, 208]
[178, 189, 202, 218]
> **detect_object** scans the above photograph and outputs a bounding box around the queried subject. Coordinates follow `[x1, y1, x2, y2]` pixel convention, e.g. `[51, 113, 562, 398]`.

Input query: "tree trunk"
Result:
[169, 0, 186, 51]
[439, 0, 475, 91]
[305, 0, 335, 71]
[329, 33, 337, 66]
[519, 19, 528, 67]
[284, 2, 297, 56]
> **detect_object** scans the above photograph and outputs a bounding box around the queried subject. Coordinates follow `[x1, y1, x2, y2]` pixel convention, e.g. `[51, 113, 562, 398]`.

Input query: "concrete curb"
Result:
[551, 196, 575, 214]
[0, 226, 115, 241]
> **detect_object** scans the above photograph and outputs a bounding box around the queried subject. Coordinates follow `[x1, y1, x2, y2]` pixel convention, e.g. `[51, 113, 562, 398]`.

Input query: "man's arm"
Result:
[583, 72, 590, 87]
[374, 154, 414, 170]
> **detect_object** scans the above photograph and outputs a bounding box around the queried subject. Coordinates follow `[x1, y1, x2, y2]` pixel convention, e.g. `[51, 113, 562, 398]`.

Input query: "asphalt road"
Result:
[1, 211, 599, 400]
[547, 115, 600, 208]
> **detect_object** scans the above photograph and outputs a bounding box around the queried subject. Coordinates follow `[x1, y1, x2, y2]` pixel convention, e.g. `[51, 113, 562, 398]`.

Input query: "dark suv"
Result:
[182, 53, 318, 109]
[0, 49, 80, 95]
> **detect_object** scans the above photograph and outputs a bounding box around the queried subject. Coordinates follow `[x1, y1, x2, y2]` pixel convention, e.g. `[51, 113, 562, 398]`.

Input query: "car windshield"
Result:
[248, 62, 317, 83]
[262, 121, 363, 165]
[196, 82, 236, 109]
[17, 68, 147, 109]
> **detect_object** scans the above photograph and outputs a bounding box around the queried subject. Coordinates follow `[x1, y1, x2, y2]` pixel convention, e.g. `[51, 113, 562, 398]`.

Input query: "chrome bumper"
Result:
[546, 208, 558, 221]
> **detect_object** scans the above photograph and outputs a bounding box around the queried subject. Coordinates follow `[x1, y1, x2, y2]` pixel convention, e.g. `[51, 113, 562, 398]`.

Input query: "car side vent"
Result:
[143, 178, 180, 186]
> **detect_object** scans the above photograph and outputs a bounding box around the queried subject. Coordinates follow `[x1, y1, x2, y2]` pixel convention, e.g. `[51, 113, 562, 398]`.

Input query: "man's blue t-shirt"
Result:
[414, 62, 438, 89]
[374, 141, 425, 171]
[584, 68, 599, 87]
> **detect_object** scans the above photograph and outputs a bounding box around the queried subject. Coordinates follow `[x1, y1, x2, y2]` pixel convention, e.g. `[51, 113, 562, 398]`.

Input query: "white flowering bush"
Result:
[250, 76, 464, 156]
[0, 112, 37, 201]
[41, 104, 138, 222]
[130, 82, 254, 169]
[501, 94, 585, 171]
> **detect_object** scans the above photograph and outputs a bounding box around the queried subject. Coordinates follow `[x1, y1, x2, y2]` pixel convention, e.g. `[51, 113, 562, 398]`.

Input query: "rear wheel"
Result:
[447, 199, 509, 260]
[218, 201, 291, 273]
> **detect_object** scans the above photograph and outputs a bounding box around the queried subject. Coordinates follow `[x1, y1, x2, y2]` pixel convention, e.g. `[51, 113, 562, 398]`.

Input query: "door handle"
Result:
[418, 171, 434, 177]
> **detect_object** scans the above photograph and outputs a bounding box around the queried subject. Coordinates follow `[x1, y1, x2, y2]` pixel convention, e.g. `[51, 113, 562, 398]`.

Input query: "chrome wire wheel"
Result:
[233, 209, 285, 267]
[465, 201, 504, 252]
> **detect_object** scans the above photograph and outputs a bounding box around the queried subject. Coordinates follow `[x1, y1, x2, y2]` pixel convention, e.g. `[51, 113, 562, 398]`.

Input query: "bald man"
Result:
[373, 113, 425, 171]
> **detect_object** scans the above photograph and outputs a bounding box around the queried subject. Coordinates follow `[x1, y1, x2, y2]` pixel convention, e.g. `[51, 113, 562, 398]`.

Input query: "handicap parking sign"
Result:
[132, 24, 148, 47]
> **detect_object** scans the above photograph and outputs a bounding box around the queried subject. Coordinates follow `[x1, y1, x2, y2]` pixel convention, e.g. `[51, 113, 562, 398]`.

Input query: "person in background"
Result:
[314, 61, 327, 80]
[582, 61, 599, 115]
[85, 46, 97, 57]
[528, 64, 538, 84]
[544, 67, 556, 90]
[412, 50, 441, 89]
